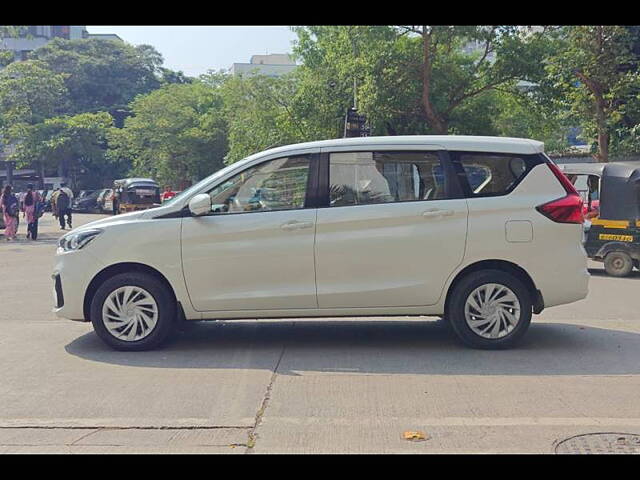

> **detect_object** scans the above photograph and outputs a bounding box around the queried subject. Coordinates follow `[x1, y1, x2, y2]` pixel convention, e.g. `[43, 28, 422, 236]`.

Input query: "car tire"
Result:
[604, 251, 633, 277]
[90, 272, 176, 351]
[446, 269, 532, 350]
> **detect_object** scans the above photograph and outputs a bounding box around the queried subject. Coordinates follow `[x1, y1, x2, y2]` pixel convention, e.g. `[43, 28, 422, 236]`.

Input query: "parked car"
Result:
[72, 190, 101, 213]
[53, 136, 589, 351]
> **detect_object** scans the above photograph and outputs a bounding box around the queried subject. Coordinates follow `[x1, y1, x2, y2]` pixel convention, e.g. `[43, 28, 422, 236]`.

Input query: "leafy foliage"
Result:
[29, 38, 164, 115]
[109, 81, 228, 186]
[9, 112, 117, 189]
[0, 60, 70, 129]
[545, 26, 640, 161]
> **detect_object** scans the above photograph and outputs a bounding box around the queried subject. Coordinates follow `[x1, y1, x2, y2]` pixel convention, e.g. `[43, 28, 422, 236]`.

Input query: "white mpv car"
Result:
[53, 136, 589, 351]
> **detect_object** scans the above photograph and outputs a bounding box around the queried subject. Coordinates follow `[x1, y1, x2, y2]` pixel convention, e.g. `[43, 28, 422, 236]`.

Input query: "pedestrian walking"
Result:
[1, 185, 19, 241]
[20, 184, 42, 240]
[54, 184, 73, 230]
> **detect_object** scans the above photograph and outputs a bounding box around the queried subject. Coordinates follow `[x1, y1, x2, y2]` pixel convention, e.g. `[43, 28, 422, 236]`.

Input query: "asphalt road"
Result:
[0, 213, 639, 453]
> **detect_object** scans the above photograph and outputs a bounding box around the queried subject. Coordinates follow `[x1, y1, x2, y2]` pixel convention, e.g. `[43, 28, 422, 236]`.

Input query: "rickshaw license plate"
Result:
[599, 233, 633, 242]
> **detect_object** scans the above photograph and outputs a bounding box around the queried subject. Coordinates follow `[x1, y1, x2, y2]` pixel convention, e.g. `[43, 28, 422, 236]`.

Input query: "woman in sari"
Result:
[1, 185, 19, 241]
[21, 184, 41, 240]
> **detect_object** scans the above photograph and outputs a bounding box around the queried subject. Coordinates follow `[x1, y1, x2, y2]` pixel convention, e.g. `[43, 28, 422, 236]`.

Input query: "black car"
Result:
[72, 190, 101, 213]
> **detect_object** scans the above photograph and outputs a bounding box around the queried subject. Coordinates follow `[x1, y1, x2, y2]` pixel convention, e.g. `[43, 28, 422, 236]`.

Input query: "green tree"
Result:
[0, 60, 70, 130]
[110, 82, 228, 186]
[215, 71, 310, 163]
[545, 26, 640, 161]
[29, 38, 163, 116]
[292, 26, 405, 137]
[0, 26, 28, 66]
[9, 112, 116, 189]
[491, 87, 572, 153]
[291, 26, 554, 136]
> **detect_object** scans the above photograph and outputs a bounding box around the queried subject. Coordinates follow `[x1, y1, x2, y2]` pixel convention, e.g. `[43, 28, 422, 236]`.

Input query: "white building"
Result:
[230, 53, 297, 77]
[0, 26, 122, 63]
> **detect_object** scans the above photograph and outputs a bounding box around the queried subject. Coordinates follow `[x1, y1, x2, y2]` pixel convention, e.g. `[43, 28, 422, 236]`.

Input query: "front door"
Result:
[181, 154, 318, 312]
[315, 149, 468, 308]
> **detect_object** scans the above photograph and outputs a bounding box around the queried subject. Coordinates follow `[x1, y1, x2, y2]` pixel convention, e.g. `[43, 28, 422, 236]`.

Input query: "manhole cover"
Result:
[555, 433, 640, 454]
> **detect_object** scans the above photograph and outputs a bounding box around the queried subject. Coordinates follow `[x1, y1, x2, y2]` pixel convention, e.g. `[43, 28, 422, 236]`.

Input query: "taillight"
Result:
[537, 194, 584, 223]
[536, 162, 584, 224]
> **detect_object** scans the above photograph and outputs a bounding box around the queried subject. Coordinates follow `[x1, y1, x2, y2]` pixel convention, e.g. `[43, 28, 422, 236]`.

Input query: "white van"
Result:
[53, 136, 589, 350]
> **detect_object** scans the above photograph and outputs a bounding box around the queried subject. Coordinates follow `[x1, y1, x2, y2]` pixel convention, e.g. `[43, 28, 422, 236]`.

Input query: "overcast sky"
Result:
[86, 26, 299, 77]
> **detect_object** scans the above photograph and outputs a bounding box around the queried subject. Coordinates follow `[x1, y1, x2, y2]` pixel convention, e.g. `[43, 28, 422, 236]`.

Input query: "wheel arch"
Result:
[83, 262, 179, 321]
[595, 241, 640, 261]
[444, 259, 544, 315]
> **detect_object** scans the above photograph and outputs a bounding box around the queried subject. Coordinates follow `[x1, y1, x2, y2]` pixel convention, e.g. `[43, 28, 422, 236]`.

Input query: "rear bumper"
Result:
[532, 245, 590, 309]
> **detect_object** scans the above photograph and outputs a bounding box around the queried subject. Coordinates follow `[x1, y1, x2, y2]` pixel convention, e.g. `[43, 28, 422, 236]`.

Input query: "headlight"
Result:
[57, 228, 102, 253]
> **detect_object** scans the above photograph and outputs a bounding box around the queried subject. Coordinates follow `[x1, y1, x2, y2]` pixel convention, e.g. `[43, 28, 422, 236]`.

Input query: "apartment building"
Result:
[0, 26, 122, 63]
[230, 53, 297, 77]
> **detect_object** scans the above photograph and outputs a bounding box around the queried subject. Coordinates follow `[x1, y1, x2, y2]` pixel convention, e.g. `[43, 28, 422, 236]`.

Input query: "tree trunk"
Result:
[595, 103, 609, 163]
[575, 70, 609, 163]
[421, 28, 448, 135]
[38, 161, 45, 189]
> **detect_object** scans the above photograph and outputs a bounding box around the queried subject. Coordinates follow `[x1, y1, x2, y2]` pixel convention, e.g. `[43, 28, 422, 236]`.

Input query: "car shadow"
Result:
[65, 320, 640, 376]
[588, 267, 640, 280]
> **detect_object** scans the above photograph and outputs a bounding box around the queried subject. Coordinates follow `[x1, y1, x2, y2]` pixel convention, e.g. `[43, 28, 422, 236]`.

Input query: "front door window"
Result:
[208, 156, 311, 214]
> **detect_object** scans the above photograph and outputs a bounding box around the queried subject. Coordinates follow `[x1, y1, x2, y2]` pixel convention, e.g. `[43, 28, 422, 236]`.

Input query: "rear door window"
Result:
[454, 152, 541, 197]
[329, 151, 449, 207]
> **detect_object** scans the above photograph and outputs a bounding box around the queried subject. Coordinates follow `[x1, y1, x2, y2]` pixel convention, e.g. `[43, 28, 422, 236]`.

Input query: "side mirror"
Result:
[188, 194, 211, 217]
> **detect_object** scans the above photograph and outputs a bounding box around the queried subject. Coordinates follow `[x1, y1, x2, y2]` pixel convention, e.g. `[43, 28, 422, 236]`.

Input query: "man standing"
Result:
[56, 183, 73, 230]
[111, 188, 120, 215]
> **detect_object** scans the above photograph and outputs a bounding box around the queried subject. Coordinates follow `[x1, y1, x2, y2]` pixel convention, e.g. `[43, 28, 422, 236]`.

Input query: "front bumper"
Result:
[52, 249, 104, 321]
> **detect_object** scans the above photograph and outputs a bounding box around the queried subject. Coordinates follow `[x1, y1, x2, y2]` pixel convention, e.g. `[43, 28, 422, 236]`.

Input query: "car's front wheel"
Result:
[90, 272, 176, 351]
[447, 270, 532, 349]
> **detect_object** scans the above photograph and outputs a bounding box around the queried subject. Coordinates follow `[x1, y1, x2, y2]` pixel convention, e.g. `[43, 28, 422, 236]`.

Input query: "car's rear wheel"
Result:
[604, 251, 633, 277]
[447, 270, 532, 349]
[90, 272, 176, 351]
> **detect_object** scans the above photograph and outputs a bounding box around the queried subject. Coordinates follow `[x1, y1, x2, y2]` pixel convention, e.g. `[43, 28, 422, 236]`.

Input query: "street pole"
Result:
[6, 160, 14, 186]
[353, 77, 357, 111]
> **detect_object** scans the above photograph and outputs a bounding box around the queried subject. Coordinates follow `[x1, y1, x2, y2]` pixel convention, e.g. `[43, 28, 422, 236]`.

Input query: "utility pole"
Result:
[343, 32, 370, 138]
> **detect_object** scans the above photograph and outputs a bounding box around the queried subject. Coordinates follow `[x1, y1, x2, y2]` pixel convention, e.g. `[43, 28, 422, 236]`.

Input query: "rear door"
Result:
[314, 148, 468, 309]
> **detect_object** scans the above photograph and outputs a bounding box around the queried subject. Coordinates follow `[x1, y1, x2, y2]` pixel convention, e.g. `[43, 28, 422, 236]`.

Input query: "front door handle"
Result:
[280, 221, 314, 231]
[422, 209, 454, 218]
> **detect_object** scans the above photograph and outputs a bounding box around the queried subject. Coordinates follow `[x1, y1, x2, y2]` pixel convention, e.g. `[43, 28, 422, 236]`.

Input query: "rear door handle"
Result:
[280, 221, 314, 231]
[422, 209, 454, 218]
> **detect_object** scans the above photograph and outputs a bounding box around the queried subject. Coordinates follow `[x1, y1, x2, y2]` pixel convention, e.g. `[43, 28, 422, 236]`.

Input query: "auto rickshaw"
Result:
[112, 178, 161, 214]
[561, 162, 640, 277]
